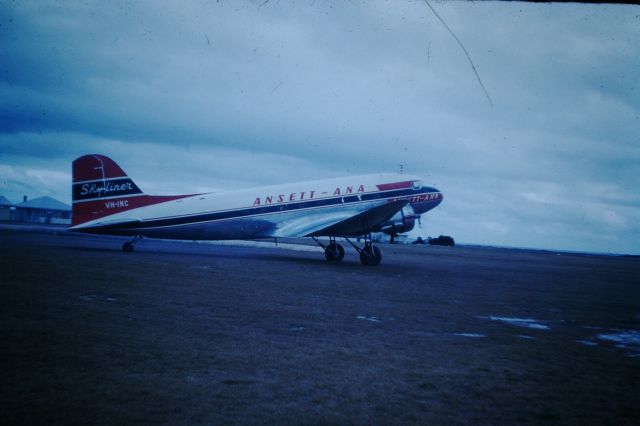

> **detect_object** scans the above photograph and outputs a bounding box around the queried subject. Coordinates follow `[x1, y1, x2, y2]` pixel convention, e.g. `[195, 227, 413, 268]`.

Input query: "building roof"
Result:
[14, 196, 71, 211]
[0, 195, 12, 206]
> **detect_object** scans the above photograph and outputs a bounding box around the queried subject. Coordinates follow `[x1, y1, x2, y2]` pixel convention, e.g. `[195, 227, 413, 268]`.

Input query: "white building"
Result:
[13, 196, 71, 225]
[0, 195, 13, 221]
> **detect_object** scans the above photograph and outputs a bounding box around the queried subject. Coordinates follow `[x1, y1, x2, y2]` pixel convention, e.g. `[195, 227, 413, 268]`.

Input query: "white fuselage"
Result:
[72, 173, 442, 240]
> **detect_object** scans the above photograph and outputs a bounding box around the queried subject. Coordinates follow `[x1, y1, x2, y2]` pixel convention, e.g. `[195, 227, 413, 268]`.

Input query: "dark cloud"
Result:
[0, 1, 638, 253]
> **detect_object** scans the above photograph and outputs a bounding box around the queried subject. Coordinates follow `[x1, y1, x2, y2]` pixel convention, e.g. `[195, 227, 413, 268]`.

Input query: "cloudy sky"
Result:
[1, 0, 638, 254]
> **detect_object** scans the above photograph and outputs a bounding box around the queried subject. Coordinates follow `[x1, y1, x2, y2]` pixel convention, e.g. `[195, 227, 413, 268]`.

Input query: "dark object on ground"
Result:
[412, 237, 426, 245]
[429, 235, 455, 246]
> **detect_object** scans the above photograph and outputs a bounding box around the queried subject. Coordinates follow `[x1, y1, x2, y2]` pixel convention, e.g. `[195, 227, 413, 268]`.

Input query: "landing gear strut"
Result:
[313, 236, 345, 262]
[122, 235, 141, 252]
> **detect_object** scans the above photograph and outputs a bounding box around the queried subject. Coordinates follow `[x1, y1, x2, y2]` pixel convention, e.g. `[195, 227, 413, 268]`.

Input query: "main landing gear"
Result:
[313, 236, 345, 262]
[313, 235, 382, 266]
[122, 235, 141, 252]
[359, 244, 382, 266]
[345, 234, 382, 266]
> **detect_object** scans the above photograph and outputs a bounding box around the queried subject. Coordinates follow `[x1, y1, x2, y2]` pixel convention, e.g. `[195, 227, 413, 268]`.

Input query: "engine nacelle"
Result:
[381, 204, 418, 235]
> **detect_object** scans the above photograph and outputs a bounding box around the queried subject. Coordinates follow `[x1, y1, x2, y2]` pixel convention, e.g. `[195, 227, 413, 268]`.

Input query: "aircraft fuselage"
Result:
[71, 174, 442, 240]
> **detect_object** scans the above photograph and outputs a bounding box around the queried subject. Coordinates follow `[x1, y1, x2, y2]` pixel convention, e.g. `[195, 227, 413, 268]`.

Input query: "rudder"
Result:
[71, 154, 144, 226]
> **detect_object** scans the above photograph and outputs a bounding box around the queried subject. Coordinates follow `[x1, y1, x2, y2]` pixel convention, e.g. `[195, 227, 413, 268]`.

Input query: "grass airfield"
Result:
[1, 227, 639, 424]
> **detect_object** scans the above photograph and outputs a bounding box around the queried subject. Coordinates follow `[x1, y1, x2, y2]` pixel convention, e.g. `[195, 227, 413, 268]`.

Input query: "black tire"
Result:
[324, 243, 345, 262]
[122, 242, 134, 252]
[360, 245, 382, 266]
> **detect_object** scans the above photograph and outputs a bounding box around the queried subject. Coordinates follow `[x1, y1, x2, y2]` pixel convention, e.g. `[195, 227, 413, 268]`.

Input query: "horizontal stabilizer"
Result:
[70, 218, 142, 234]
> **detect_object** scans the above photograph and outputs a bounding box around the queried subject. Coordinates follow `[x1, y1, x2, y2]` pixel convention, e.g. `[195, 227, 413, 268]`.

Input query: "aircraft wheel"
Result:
[360, 244, 382, 266]
[324, 243, 345, 262]
[122, 242, 134, 252]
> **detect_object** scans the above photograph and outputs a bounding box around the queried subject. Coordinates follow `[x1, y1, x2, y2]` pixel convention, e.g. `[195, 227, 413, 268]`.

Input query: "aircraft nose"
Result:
[431, 188, 443, 206]
[411, 186, 443, 214]
[425, 186, 443, 199]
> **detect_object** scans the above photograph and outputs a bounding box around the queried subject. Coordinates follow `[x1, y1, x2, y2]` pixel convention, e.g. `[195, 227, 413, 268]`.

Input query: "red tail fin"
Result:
[71, 155, 145, 226]
[71, 155, 197, 227]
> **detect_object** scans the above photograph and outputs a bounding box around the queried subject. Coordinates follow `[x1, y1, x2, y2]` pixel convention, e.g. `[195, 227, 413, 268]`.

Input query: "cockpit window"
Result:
[412, 180, 422, 190]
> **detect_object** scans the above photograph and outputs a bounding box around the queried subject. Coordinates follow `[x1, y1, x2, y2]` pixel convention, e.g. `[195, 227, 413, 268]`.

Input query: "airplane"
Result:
[69, 154, 443, 266]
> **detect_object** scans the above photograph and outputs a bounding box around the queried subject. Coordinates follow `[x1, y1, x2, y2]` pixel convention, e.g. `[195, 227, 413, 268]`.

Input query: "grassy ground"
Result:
[1, 228, 639, 425]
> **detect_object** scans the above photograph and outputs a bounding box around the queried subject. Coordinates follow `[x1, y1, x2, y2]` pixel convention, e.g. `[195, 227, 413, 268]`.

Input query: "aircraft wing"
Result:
[307, 199, 409, 237]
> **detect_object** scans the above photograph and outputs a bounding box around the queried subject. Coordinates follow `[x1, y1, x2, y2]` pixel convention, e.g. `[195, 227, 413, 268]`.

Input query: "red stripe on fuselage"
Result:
[376, 181, 413, 191]
[72, 194, 196, 226]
